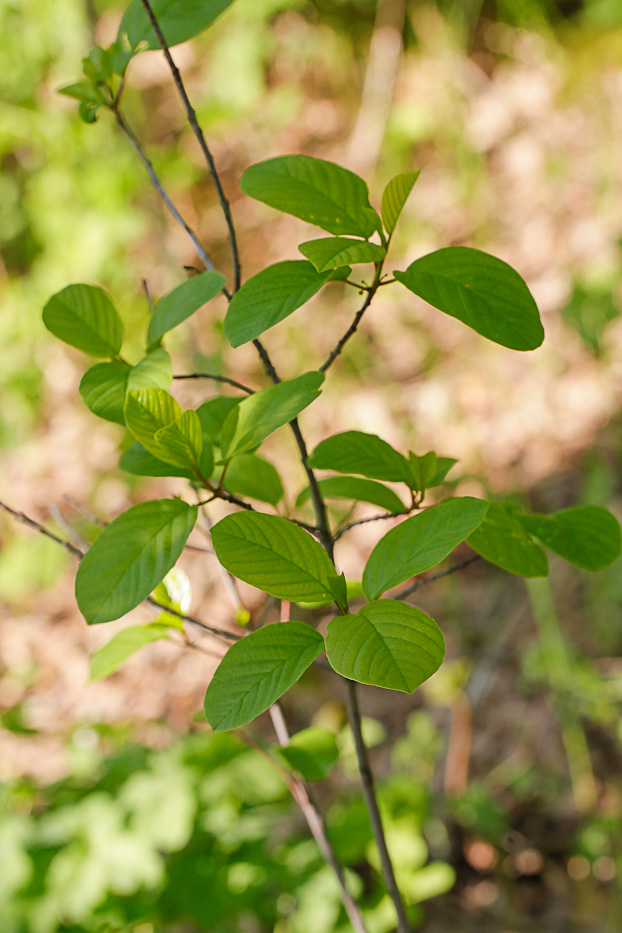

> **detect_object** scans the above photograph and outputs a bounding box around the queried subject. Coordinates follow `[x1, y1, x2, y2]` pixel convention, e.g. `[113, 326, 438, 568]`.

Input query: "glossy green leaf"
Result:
[381, 171, 421, 236]
[296, 476, 404, 513]
[275, 727, 339, 781]
[79, 360, 131, 425]
[119, 443, 195, 479]
[308, 431, 410, 483]
[467, 503, 549, 577]
[240, 155, 379, 238]
[222, 455, 284, 505]
[211, 511, 339, 603]
[394, 247, 544, 351]
[126, 347, 173, 392]
[326, 599, 445, 692]
[154, 410, 203, 470]
[519, 506, 622, 571]
[76, 499, 197, 624]
[221, 371, 324, 458]
[43, 284, 124, 358]
[124, 388, 183, 456]
[363, 497, 489, 599]
[225, 261, 341, 348]
[147, 271, 226, 345]
[117, 0, 235, 57]
[89, 623, 171, 681]
[204, 622, 324, 731]
[196, 396, 242, 444]
[299, 238, 386, 272]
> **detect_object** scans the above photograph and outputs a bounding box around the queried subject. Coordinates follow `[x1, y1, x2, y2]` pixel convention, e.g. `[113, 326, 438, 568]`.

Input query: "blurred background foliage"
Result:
[2, 0, 622, 930]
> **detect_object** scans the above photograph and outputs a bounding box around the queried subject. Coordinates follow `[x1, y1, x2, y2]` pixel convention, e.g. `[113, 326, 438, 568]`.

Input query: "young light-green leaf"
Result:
[224, 261, 340, 348]
[274, 727, 339, 782]
[154, 410, 203, 470]
[467, 503, 549, 578]
[126, 347, 173, 392]
[119, 443, 195, 479]
[211, 511, 339, 603]
[308, 431, 410, 483]
[221, 371, 324, 458]
[298, 238, 386, 273]
[381, 171, 420, 236]
[147, 271, 226, 346]
[363, 497, 489, 599]
[394, 247, 544, 351]
[89, 623, 171, 681]
[117, 0, 235, 55]
[296, 476, 404, 513]
[240, 155, 379, 238]
[75, 499, 197, 624]
[519, 506, 622, 571]
[326, 599, 445, 692]
[204, 622, 324, 731]
[124, 388, 183, 456]
[222, 454, 284, 505]
[79, 360, 131, 425]
[43, 284, 124, 358]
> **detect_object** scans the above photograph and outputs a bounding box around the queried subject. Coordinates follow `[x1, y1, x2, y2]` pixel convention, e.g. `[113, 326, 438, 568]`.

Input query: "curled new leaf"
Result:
[204, 622, 324, 731]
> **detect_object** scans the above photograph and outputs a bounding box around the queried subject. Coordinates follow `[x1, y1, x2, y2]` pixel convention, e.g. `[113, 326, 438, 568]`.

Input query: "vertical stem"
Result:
[344, 680, 411, 933]
[138, 0, 241, 291]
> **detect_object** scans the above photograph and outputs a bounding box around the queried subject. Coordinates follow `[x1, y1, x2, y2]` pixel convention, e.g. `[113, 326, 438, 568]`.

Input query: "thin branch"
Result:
[138, 0, 241, 291]
[1, 500, 239, 644]
[173, 372, 254, 394]
[344, 679, 411, 933]
[320, 283, 377, 374]
[334, 507, 413, 541]
[395, 555, 481, 601]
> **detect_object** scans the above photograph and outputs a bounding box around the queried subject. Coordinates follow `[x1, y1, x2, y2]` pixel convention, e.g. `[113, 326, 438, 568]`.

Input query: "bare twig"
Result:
[395, 555, 481, 601]
[173, 372, 254, 394]
[334, 507, 413, 541]
[138, 0, 241, 291]
[344, 679, 411, 933]
[320, 275, 379, 374]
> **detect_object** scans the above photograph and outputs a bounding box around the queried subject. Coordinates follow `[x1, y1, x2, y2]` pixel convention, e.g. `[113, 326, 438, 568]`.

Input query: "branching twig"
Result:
[334, 507, 413, 540]
[395, 555, 481, 601]
[138, 0, 241, 291]
[320, 277, 378, 373]
[173, 372, 254, 394]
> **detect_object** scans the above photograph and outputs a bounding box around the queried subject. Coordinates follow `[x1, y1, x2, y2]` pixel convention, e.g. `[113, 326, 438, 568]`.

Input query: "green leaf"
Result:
[394, 247, 544, 351]
[467, 503, 548, 577]
[204, 622, 324, 731]
[407, 451, 437, 493]
[59, 81, 104, 103]
[147, 271, 226, 346]
[43, 284, 124, 358]
[274, 727, 339, 781]
[326, 599, 445, 692]
[124, 388, 183, 456]
[519, 506, 622, 571]
[222, 455, 284, 505]
[381, 171, 421, 236]
[296, 477, 404, 513]
[117, 0, 235, 57]
[221, 372, 324, 459]
[196, 396, 242, 445]
[240, 155, 379, 238]
[211, 511, 339, 603]
[119, 443, 195, 479]
[79, 360, 131, 425]
[225, 261, 340, 348]
[299, 238, 386, 273]
[429, 456, 458, 486]
[89, 623, 171, 681]
[362, 497, 489, 599]
[154, 410, 203, 470]
[308, 431, 410, 483]
[75, 499, 197, 624]
[127, 347, 173, 392]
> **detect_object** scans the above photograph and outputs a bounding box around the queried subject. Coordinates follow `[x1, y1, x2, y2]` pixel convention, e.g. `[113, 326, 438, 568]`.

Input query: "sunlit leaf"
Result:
[147, 271, 226, 346]
[204, 622, 324, 730]
[89, 623, 171, 680]
[43, 284, 123, 358]
[326, 599, 445, 692]
[127, 347, 173, 392]
[79, 361, 131, 425]
[154, 410, 203, 470]
[124, 387, 183, 457]
[381, 171, 420, 236]
[299, 238, 386, 272]
[395, 247, 544, 351]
